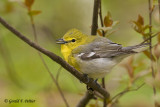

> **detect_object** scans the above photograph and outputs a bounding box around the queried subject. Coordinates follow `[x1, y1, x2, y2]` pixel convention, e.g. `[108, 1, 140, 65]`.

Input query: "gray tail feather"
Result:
[121, 43, 149, 53]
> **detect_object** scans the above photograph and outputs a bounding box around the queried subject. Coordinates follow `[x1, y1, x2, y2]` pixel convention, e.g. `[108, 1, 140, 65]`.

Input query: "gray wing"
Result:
[72, 37, 136, 60]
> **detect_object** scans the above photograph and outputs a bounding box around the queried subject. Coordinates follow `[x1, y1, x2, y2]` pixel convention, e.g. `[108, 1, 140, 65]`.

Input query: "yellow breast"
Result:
[61, 44, 71, 62]
[61, 44, 80, 71]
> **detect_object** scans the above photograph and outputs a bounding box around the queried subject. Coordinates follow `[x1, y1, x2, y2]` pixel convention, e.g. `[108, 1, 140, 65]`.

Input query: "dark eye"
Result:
[72, 39, 76, 42]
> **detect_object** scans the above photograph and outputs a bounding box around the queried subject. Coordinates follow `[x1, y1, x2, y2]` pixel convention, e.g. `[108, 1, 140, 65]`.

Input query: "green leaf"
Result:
[28, 10, 42, 16]
[153, 0, 159, 5]
[142, 25, 150, 32]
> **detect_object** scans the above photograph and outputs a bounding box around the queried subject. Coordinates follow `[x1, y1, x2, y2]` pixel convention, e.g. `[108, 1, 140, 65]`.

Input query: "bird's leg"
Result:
[94, 79, 101, 88]
[80, 74, 94, 93]
[86, 79, 101, 94]
[80, 74, 101, 94]
[79, 73, 94, 93]
[94, 79, 98, 83]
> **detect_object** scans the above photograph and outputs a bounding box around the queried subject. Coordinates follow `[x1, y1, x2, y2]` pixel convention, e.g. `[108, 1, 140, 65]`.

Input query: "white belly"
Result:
[76, 58, 117, 79]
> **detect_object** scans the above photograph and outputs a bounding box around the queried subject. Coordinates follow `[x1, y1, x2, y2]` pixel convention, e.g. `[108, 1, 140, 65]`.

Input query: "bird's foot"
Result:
[86, 85, 94, 94]
[85, 79, 101, 94]
[94, 79, 101, 88]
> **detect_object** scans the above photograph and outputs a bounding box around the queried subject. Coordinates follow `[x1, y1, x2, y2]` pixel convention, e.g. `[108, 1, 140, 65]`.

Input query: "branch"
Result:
[110, 83, 145, 106]
[56, 66, 62, 81]
[99, 0, 105, 36]
[140, 32, 160, 45]
[148, 0, 156, 92]
[158, 0, 160, 21]
[28, 13, 69, 107]
[98, 0, 107, 106]
[77, 0, 108, 106]
[148, 0, 157, 106]
[76, 92, 95, 107]
[0, 16, 110, 99]
[110, 83, 145, 103]
[91, 0, 100, 35]
[0, 38, 24, 89]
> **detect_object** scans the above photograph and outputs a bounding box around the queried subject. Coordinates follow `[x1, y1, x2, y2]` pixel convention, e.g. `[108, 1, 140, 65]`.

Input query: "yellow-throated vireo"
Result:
[57, 29, 148, 79]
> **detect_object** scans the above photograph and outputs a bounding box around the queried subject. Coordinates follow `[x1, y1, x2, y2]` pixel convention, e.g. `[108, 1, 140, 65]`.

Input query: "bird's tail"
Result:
[122, 43, 149, 53]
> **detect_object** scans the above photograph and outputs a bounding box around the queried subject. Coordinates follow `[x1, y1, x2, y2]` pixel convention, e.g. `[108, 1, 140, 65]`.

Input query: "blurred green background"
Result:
[0, 0, 160, 107]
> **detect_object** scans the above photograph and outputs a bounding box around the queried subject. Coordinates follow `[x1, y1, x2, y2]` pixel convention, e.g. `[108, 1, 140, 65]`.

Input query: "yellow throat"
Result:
[61, 29, 88, 62]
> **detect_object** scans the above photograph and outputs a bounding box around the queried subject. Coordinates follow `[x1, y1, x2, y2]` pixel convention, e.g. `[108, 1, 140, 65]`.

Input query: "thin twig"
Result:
[109, 83, 145, 107]
[110, 83, 145, 102]
[39, 52, 69, 107]
[77, 0, 105, 106]
[148, 0, 157, 106]
[158, 0, 160, 21]
[29, 15, 69, 107]
[99, 0, 104, 27]
[0, 16, 110, 99]
[91, 0, 100, 35]
[29, 16, 37, 42]
[140, 32, 160, 45]
[148, 0, 155, 77]
[76, 92, 95, 107]
[99, 0, 105, 36]
[102, 78, 105, 89]
[56, 66, 62, 82]
[98, 1, 107, 106]
[76, 93, 94, 107]
[102, 78, 106, 107]
[94, 91, 104, 99]
[108, 62, 148, 106]
[0, 38, 24, 89]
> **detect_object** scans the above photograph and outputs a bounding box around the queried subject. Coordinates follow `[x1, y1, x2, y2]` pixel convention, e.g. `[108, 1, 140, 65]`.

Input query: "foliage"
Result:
[97, 12, 119, 37]
[0, 0, 160, 107]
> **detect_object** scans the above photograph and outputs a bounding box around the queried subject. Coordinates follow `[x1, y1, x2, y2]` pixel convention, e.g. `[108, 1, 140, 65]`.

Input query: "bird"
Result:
[56, 29, 148, 79]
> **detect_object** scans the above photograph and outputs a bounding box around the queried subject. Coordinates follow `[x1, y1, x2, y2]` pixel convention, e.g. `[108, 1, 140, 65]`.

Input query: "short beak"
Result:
[56, 38, 67, 44]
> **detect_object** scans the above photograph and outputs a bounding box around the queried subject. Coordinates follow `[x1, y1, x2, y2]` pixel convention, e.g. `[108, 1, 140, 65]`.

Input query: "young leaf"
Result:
[104, 12, 113, 27]
[100, 27, 112, 31]
[105, 30, 116, 37]
[143, 50, 156, 61]
[153, 0, 159, 5]
[132, 21, 143, 33]
[158, 33, 160, 44]
[97, 29, 103, 36]
[121, 56, 134, 78]
[4, 2, 14, 13]
[153, 44, 160, 60]
[25, 0, 34, 9]
[28, 10, 42, 16]
[137, 15, 144, 25]
[142, 25, 151, 32]
[143, 33, 151, 38]
[112, 21, 119, 27]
